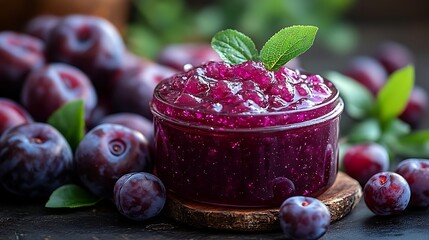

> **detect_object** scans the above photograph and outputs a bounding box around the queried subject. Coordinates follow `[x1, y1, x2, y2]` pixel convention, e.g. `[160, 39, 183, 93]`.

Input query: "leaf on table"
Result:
[45, 184, 102, 208]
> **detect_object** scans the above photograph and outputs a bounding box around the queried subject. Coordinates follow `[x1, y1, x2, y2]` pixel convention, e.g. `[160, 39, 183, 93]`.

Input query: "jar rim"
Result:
[151, 97, 343, 133]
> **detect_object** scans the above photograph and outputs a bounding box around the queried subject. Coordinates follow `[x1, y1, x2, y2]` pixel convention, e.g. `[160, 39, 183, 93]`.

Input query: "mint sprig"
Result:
[211, 29, 259, 65]
[211, 25, 318, 71]
[260, 26, 318, 71]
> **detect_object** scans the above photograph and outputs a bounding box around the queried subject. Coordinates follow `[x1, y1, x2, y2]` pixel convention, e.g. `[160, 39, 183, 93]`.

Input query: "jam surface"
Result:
[151, 61, 342, 207]
[157, 61, 334, 114]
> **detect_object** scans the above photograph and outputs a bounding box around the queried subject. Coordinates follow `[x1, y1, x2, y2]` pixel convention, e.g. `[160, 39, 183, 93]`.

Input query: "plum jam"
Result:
[151, 61, 343, 207]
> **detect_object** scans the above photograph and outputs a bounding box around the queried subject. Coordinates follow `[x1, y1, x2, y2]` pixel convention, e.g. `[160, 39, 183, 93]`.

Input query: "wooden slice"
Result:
[164, 172, 362, 232]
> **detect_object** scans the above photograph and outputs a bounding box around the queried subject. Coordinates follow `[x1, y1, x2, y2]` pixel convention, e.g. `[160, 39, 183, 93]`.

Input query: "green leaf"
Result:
[47, 100, 85, 152]
[376, 65, 414, 123]
[387, 130, 429, 158]
[347, 118, 381, 143]
[45, 184, 102, 208]
[325, 71, 375, 119]
[260, 25, 318, 71]
[379, 119, 411, 157]
[211, 29, 259, 65]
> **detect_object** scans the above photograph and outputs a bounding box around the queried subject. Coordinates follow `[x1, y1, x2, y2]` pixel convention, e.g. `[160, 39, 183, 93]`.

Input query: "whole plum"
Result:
[21, 63, 97, 122]
[364, 172, 410, 216]
[114, 172, 166, 221]
[0, 32, 45, 100]
[342, 56, 387, 96]
[112, 62, 176, 119]
[0, 98, 33, 136]
[24, 15, 60, 43]
[0, 123, 74, 198]
[396, 159, 429, 208]
[47, 15, 126, 92]
[75, 123, 151, 198]
[99, 113, 154, 144]
[279, 196, 331, 240]
[157, 43, 220, 71]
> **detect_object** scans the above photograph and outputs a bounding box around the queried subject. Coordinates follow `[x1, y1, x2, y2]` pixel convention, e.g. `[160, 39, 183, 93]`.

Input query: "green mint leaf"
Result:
[260, 25, 318, 71]
[211, 29, 259, 65]
[347, 118, 381, 143]
[45, 184, 102, 208]
[325, 71, 375, 119]
[47, 100, 85, 152]
[376, 65, 414, 123]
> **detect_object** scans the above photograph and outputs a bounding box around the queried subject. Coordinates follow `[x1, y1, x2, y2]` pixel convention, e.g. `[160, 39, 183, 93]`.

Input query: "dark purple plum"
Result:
[399, 86, 428, 129]
[114, 172, 166, 221]
[364, 171, 411, 216]
[0, 98, 33, 137]
[343, 143, 390, 186]
[75, 123, 151, 198]
[279, 196, 330, 240]
[24, 15, 60, 43]
[99, 113, 154, 144]
[0, 32, 45, 100]
[21, 63, 97, 122]
[157, 43, 221, 71]
[375, 41, 413, 74]
[396, 159, 429, 208]
[0, 123, 74, 198]
[47, 14, 126, 92]
[342, 56, 388, 96]
[112, 62, 176, 119]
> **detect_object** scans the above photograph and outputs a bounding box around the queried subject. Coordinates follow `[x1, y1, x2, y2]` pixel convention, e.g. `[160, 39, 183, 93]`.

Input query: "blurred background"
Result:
[3, 0, 427, 89]
[1, 0, 428, 59]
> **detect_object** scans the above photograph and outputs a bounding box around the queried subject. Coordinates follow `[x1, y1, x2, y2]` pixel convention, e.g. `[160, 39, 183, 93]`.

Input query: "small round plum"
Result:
[396, 159, 429, 208]
[374, 41, 413, 74]
[114, 172, 166, 221]
[0, 98, 33, 137]
[0, 123, 74, 198]
[279, 196, 331, 240]
[24, 15, 60, 43]
[364, 172, 411, 216]
[21, 63, 97, 122]
[342, 56, 388, 96]
[112, 62, 176, 119]
[0, 32, 45, 100]
[157, 43, 221, 71]
[343, 143, 390, 186]
[75, 123, 151, 198]
[47, 14, 126, 92]
[99, 113, 154, 144]
[399, 86, 428, 129]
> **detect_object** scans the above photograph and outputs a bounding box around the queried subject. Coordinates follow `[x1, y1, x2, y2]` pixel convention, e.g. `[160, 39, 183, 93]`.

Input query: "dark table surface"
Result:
[2, 23, 429, 239]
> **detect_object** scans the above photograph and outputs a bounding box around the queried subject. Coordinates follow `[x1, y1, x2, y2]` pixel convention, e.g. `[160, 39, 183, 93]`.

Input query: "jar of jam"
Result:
[151, 61, 343, 207]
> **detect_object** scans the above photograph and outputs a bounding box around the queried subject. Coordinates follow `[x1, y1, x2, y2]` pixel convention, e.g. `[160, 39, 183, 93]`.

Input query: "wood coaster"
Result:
[164, 172, 362, 232]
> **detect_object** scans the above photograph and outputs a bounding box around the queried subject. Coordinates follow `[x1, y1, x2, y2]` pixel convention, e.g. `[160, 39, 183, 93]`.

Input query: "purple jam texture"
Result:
[151, 61, 342, 207]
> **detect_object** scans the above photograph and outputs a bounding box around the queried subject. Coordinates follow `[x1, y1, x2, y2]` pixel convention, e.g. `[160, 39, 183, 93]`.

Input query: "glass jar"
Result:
[151, 63, 343, 207]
